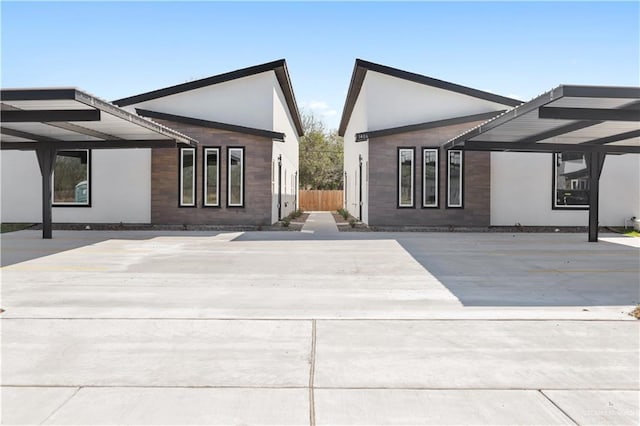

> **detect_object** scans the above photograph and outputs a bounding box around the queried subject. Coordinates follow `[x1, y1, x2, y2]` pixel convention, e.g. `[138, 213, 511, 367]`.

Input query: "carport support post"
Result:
[35, 144, 56, 239]
[587, 152, 606, 242]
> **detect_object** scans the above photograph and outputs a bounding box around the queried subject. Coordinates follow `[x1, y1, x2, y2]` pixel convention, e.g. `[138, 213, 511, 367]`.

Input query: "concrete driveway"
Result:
[2, 213, 639, 425]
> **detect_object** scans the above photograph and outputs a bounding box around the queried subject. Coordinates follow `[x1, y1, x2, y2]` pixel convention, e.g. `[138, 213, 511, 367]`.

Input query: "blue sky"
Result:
[2, 1, 638, 130]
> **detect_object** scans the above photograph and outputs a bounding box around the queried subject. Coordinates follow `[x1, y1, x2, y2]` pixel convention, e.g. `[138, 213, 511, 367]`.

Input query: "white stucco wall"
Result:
[343, 85, 369, 223]
[1, 149, 151, 223]
[491, 152, 640, 226]
[123, 73, 274, 130]
[364, 71, 511, 130]
[1, 151, 42, 222]
[271, 75, 300, 223]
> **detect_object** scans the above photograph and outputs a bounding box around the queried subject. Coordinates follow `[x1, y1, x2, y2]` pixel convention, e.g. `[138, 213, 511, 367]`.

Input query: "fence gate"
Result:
[299, 190, 343, 211]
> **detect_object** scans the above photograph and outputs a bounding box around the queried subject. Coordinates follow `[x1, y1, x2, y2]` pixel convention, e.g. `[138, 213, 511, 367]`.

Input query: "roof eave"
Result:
[136, 109, 286, 141]
[355, 110, 506, 141]
[273, 62, 304, 137]
[338, 60, 367, 136]
[113, 60, 286, 107]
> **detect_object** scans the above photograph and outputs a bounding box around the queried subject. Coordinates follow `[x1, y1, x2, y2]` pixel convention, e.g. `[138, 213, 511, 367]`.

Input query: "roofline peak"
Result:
[338, 59, 522, 136]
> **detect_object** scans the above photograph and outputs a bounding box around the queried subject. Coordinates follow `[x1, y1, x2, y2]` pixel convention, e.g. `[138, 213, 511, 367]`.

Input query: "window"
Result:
[227, 147, 244, 207]
[180, 148, 195, 206]
[398, 148, 415, 207]
[204, 148, 219, 207]
[447, 150, 463, 208]
[53, 150, 90, 206]
[554, 152, 589, 209]
[422, 149, 438, 208]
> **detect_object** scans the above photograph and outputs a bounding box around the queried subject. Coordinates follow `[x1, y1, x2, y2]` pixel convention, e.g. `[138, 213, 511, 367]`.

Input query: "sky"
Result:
[1, 1, 638, 130]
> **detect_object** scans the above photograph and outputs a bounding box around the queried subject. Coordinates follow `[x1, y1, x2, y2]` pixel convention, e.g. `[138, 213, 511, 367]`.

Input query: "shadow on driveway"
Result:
[238, 231, 640, 308]
[3, 229, 638, 308]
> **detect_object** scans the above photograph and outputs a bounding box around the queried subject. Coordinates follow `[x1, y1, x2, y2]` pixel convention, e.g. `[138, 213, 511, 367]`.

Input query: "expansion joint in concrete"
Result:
[39, 386, 81, 425]
[309, 319, 317, 426]
[539, 389, 580, 425]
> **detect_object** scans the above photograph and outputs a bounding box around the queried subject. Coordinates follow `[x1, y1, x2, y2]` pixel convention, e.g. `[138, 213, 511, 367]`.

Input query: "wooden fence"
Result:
[299, 190, 344, 212]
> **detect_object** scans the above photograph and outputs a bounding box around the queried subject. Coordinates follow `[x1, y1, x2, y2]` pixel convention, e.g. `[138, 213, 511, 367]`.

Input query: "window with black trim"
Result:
[228, 147, 244, 207]
[53, 150, 90, 206]
[204, 148, 219, 207]
[554, 152, 589, 209]
[447, 150, 463, 208]
[180, 148, 195, 206]
[398, 148, 414, 207]
[422, 148, 438, 207]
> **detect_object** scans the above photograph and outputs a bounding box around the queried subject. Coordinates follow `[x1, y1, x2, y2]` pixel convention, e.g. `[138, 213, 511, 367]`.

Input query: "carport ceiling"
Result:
[1, 88, 197, 149]
[444, 85, 640, 154]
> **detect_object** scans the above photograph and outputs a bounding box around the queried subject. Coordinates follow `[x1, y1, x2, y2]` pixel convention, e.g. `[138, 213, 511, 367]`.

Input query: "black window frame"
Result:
[397, 147, 416, 209]
[52, 149, 91, 208]
[203, 147, 221, 208]
[179, 147, 196, 207]
[227, 146, 245, 208]
[446, 149, 464, 209]
[422, 147, 439, 209]
[552, 152, 590, 210]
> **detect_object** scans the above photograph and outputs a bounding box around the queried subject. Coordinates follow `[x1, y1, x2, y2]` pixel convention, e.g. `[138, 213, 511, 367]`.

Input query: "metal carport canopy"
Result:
[1, 87, 198, 239]
[443, 84, 640, 242]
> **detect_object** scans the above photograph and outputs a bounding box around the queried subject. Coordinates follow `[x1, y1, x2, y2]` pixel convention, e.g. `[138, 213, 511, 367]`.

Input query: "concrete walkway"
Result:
[1, 229, 638, 425]
[301, 211, 339, 235]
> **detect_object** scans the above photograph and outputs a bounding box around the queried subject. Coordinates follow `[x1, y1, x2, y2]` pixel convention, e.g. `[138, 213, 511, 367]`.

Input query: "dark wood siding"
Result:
[368, 121, 491, 227]
[150, 119, 273, 225]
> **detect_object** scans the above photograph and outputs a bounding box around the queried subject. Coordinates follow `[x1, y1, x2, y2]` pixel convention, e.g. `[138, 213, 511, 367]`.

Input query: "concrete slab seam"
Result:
[539, 389, 580, 426]
[309, 319, 317, 426]
[38, 386, 81, 425]
[3, 385, 637, 391]
[3, 318, 637, 322]
[2, 385, 311, 389]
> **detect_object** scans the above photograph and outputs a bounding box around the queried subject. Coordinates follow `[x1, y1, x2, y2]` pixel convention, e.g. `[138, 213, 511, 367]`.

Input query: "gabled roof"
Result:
[338, 59, 522, 136]
[113, 59, 304, 136]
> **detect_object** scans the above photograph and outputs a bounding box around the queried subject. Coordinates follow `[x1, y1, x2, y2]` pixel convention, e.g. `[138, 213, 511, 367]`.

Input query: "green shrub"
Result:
[349, 218, 357, 228]
[281, 217, 291, 227]
[337, 208, 349, 220]
[1, 223, 34, 233]
[291, 209, 303, 219]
